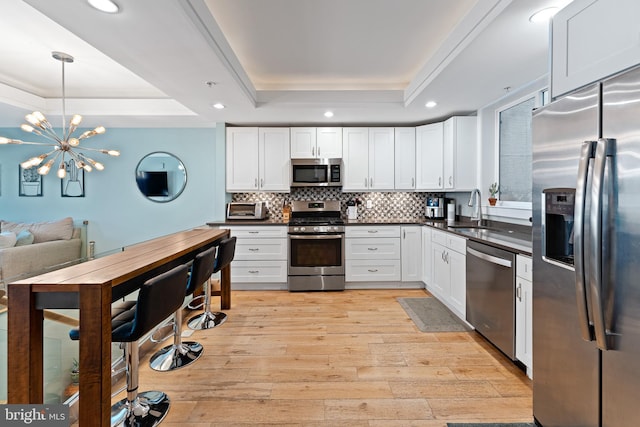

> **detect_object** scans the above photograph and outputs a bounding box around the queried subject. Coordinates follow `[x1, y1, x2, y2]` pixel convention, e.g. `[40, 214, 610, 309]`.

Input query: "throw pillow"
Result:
[15, 229, 35, 246]
[0, 231, 17, 249]
[0, 217, 74, 243]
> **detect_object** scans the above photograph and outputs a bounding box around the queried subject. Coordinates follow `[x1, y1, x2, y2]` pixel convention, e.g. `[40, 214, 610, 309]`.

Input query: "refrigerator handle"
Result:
[589, 138, 615, 351]
[574, 140, 596, 341]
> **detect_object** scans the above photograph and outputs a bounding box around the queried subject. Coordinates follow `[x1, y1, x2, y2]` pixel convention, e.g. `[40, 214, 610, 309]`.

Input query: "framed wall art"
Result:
[19, 165, 43, 197]
[61, 160, 85, 197]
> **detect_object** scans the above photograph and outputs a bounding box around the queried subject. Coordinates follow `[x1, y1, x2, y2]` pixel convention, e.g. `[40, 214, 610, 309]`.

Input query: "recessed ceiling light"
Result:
[212, 103, 225, 109]
[529, 7, 559, 24]
[87, 0, 119, 13]
[425, 101, 437, 108]
[324, 111, 334, 118]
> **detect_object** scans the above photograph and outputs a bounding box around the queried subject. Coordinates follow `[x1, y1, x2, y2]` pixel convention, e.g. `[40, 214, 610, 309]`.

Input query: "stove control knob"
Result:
[293, 227, 299, 232]
[313, 226, 319, 232]
[300, 227, 306, 232]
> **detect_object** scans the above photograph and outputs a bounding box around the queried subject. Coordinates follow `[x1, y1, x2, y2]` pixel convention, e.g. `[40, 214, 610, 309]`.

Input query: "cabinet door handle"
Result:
[248, 231, 259, 234]
[368, 230, 378, 234]
[367, 247, 378, 251]
[412, 177, 415, 187]
[254, 178, 258, 188]
[317, 146, 320, 156]
[248, 248, 260, 252]
[312, 146, 315, 157]
[260, 178, 264, 187]
[368, 269, 379, 272]
[370, 177, 373, 187]
[517, 282, 522, 301]
[438, 177, 442, 186]
[403, 230, 406, 239]
[364, 178, 368, 187]
[449, 176, 453, 185]
[248, 270, 259, 274]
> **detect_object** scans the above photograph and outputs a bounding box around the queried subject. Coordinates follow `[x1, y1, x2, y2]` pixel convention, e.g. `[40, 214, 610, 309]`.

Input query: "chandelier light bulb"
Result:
[21, 124, 35, 133]
[94, 126, 106, 134]
[38, 159, 55, 175]
[68, 138, 80, 147]
[106, 150, 120, 156]
[94, 161, 105, 171]
[57, 162, 67, 179]
[70, 115, 82, 126]
[25, 114, 40, 127]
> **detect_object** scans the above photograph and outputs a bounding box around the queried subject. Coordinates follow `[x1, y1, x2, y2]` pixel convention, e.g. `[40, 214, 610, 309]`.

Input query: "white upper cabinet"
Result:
[226, 127, 290, 192]
[290, 127, 342, 158]
[394, 127, 416, 190]
[259, 128, 291, 192]
[551, 0, 640, 98]
[416, 122, 444, 190]
[443, 116, 477, 191]
[343, 127, 394, 191]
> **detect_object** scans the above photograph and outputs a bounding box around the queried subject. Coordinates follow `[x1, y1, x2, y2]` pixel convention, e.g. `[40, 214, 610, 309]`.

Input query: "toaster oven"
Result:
[226, 202, 267, 220]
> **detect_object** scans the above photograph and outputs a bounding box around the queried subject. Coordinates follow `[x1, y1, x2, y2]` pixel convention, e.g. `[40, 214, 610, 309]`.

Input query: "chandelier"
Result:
[0, 51, 119, 178]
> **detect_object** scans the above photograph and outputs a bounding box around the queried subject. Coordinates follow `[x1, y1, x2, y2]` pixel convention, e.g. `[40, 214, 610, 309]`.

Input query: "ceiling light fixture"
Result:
[0, 52, 119, 178]
[212, 103, 225, 109]
[529, 7, 559, 24]
[87, 0, 119, 13]
[324, 111, 334, 118]
[425, 101, 437, 108]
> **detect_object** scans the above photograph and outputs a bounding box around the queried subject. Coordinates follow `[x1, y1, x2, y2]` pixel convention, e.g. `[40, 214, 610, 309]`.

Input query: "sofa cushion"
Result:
[0, 231, 17, 249]
[1, 217, 74, 243]
[15, 229, 35, 246]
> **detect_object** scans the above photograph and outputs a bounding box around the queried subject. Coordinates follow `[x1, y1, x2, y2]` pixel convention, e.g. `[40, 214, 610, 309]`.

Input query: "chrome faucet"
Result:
[468, 189, 482, 225]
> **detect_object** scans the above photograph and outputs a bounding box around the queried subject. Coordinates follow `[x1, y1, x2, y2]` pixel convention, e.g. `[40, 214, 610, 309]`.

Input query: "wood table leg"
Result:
[7, 283, 43, 403]
[79, 284, 112, 427]
[220, 263, 231, 310]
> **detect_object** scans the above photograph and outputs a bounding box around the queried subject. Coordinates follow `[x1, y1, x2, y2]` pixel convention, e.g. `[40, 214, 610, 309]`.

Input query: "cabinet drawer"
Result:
[516, 255, 532, 281]
[447, 234, 467, 254]
[431, 229, 448, 246]
[231, 260, 287, 282]
[234, 238, 287, 261]
[346, 259, 401, 281]
[345, 238, 401, 260]
[346, 226, 401, 238]
[225, 226, 287, 239]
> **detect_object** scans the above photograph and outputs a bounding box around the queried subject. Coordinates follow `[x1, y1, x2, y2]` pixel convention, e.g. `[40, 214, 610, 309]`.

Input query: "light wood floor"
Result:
[124, 289, 533, 426]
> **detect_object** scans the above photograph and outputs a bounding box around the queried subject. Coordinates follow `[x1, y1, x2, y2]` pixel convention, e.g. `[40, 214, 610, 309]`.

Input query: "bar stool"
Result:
[148, 249, 213, 372]
[69, 263, 190, 427]
[188, 236, 236, 330]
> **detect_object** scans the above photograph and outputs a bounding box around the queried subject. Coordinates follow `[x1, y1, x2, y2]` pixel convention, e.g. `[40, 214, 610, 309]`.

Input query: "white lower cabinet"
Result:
[428, 229, 467, 319]
[421, 226, 432, 287]
[516, 254, 533, 378]
[224, 226, 287, 283]
[346, 226, 401, 281]
[401, 226, 422, 282]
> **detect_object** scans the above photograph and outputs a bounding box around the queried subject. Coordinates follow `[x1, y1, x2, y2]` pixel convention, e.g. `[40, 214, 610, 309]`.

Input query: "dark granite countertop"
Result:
[206, 217, 532, 255]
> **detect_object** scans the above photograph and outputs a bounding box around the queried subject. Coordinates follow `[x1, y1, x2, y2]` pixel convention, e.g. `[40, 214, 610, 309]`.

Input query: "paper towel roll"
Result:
[447, 202, 456, 223]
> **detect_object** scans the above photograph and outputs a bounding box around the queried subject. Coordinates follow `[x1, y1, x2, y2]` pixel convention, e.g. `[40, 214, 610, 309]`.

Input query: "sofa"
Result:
[0, 217, 83, 285]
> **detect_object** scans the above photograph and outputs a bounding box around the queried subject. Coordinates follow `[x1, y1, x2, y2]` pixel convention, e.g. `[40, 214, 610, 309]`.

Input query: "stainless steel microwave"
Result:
[226, 202, 267, 220]
[291, 158, 342, 187]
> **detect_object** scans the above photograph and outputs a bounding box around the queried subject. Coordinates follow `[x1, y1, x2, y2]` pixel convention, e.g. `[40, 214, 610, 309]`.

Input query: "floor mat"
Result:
[397, 297, 470, 332]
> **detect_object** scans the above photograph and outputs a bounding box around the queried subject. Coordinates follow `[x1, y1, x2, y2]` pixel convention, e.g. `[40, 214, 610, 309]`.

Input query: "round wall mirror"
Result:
[135, 152, 187, 203]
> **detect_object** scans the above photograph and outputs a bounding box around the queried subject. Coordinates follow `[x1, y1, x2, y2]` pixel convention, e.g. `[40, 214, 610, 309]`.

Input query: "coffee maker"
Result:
[425, 197, 445, 219]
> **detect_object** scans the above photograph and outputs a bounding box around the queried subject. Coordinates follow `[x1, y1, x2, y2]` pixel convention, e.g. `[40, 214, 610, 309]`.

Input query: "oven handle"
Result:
[289, 234, 344, 240]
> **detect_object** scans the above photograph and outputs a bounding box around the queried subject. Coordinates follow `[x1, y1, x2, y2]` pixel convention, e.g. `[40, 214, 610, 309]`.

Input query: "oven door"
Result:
[288, 233, 345, 276]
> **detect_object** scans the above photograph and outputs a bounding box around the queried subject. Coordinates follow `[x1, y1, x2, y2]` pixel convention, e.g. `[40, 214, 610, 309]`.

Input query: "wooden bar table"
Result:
[7, 227, 230, 427]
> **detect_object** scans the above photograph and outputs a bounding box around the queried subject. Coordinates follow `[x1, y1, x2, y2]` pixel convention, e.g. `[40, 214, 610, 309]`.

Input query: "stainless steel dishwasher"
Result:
[466, 240, 516, 360]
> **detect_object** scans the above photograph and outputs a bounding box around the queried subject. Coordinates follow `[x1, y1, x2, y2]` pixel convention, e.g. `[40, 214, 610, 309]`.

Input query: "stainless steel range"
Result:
[288, 200, 345, 291]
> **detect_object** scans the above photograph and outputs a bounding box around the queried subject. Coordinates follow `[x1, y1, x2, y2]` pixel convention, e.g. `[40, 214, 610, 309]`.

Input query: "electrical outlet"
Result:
[366, 200, 373, 209]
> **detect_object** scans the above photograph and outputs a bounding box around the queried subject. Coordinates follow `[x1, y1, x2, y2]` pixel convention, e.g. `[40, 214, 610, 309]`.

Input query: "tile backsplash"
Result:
[231, 189, 445, 221]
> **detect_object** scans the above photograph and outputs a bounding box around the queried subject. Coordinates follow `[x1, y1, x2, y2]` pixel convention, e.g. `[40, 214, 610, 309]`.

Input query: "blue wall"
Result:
[0, 127, 225, 254]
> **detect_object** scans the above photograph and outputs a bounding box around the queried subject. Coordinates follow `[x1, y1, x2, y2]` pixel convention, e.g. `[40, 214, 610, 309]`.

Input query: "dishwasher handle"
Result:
[467, 247, 512, 268]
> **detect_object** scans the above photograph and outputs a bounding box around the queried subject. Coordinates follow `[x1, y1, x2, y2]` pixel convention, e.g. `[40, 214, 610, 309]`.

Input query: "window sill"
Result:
[483, 202, 532, 222]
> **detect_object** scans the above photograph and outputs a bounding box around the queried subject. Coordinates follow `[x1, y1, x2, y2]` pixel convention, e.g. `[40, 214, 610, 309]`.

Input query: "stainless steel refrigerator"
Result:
[532, 65, 640, 426]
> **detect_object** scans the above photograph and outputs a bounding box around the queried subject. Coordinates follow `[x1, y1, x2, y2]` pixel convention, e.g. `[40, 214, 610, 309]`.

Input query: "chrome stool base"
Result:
[111, 390, 170, 427]
[149, 342, 203, 372]
[187, 311, 227, 330]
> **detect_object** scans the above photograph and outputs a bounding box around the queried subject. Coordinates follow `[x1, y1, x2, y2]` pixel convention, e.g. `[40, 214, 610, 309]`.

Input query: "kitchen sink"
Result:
[448, 225, 516, 234]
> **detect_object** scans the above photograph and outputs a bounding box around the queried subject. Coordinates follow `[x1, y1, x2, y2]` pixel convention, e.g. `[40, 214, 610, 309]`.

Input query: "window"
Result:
[496, 89, 548, 204]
